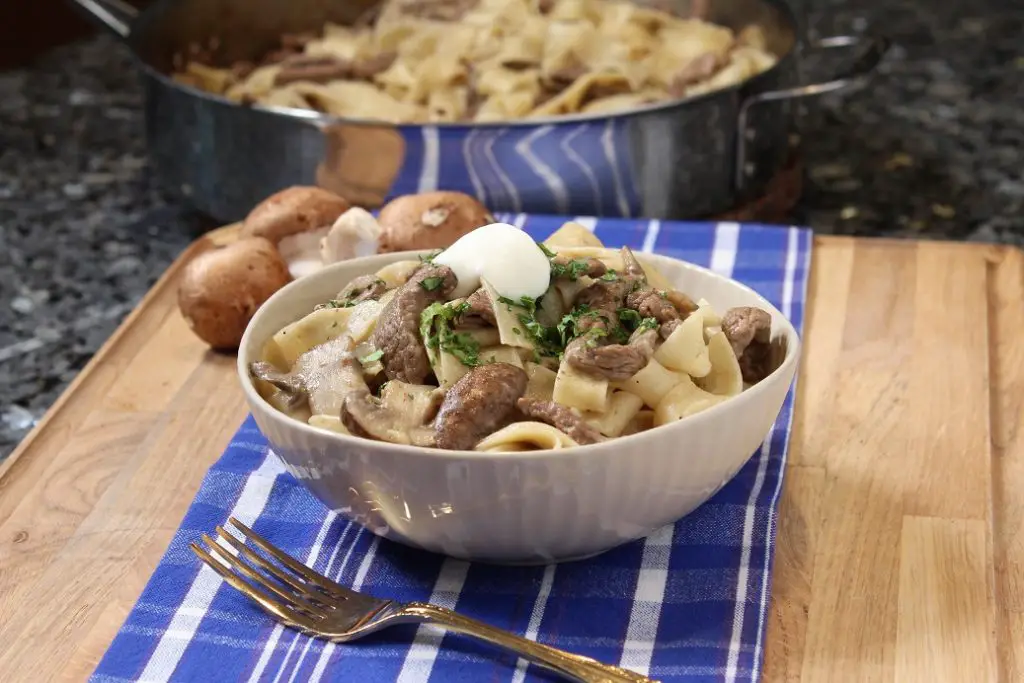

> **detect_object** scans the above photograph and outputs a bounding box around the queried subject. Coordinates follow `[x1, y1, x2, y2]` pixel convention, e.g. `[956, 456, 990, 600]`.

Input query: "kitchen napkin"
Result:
[91, 216, 811, 683]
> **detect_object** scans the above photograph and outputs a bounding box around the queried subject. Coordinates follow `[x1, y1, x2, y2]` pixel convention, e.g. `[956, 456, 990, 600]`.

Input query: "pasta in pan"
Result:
[250, 220, 778, 452]
[171, 0, 777, 123]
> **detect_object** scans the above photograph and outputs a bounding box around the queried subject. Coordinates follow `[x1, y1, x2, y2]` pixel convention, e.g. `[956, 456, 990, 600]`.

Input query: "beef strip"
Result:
[550, 255, 607, 280]
[350, 51, 397, 79]
[620, 248, 699, 338]
[666, 290, 698, 316]
[280, 32, 317, 51]
[434, 363, 528, 450]
[396, 0, 479, 21]
[626, 287, 677, 324]
[516, 398, 605, 445]
[564, 327, 658, 381]
[573, 276, 632, 334]
[541, 55, 588, 91]
[372, 264, 457, 383]
[230, 60, 256, 80]
[457, 287, 496, 327]
[273, 56, 353, 86]
[564, 247, 656, 380]
[721, 306, 773, 383]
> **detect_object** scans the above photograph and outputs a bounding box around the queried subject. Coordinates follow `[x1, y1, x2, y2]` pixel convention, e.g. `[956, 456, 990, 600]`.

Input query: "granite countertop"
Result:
[1, 0, 1022, 459]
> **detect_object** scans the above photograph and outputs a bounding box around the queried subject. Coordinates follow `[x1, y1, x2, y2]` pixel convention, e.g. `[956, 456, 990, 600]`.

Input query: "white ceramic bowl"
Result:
[238, 251, 800, 564]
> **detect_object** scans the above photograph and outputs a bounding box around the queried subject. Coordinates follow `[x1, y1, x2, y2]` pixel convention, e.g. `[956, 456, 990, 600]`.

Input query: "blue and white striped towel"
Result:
[92, 217, 811, 683]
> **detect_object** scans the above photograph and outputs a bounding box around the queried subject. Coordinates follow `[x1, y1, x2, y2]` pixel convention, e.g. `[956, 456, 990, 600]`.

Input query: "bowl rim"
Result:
[238, 248, 802, 460]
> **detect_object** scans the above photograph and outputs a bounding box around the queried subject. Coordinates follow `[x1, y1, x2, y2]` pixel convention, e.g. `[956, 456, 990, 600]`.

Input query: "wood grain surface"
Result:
[0, 229, 1020, 682]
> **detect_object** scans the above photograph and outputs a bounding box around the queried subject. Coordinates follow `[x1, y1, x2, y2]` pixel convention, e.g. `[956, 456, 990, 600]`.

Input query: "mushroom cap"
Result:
[240, 186, 351, 244]
[178, 237, 292, 350]
[377, 191, 493, 253]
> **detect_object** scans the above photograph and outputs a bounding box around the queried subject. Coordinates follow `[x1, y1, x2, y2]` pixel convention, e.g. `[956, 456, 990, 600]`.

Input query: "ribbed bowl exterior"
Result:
[240, 251, 800, 564]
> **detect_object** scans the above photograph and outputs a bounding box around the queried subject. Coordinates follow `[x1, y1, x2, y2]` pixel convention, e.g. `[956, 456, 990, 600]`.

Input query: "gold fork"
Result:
[191, 518, 658, 683]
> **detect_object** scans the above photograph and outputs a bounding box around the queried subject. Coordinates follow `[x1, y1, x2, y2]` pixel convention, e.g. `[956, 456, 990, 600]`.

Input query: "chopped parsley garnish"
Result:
[420, 276, 444, 291]
[617, 308, 643, 327]
[494, 295, 560, 357]
[556, 305, 602, 347]
[617, 307, 658, 333]
[359, 349, 384, 364]
[315, 299, 356, 310]
[550, 257, 591, 281]
[443, 332, 481, 366]
[497, 295, 538, 314]
[600, 269, 619, 281]
[537, 242, 557, 258]
[419, 249, 443, 263]
[420, 301, 481, 367]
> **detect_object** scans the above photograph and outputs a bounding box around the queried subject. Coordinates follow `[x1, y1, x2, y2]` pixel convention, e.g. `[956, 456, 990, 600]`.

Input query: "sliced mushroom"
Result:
[334, 274, 388, 305]
[342, 390, 438, 447]
[250, 335, 368, 417]
[297, 335, 369, 415]
[250, 361, 307, 409]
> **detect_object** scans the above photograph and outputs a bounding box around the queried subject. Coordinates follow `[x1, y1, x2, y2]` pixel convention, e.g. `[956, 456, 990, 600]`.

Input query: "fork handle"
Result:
[398, 602, 658, 683]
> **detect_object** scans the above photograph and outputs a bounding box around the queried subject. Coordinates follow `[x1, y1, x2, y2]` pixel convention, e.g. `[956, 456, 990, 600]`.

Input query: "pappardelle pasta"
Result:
[250, 221, 776, 452]
[171, 0, 777, 123]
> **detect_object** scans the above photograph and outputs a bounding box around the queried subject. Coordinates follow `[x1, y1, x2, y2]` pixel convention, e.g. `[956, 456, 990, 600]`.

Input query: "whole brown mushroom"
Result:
[240, 186, 351, 278]
[178, 238, 291, 350]
[377, 191, 493, 253]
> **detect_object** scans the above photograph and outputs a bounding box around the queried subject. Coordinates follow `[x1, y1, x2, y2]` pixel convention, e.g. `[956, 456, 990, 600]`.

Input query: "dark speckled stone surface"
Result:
[1, 0, 1022, 458]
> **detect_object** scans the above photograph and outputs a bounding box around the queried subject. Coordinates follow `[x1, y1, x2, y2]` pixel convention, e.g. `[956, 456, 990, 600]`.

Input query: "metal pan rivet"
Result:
[744, 163, 756, 176]
[745, 129, 756, 141]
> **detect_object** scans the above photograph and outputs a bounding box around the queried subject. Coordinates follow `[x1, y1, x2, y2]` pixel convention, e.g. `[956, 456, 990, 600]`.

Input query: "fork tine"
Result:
[200, 534, 325, 617]
[190, 541, 321, 632]
[227, 517, 354, 598]
[214, 527, 340, 609]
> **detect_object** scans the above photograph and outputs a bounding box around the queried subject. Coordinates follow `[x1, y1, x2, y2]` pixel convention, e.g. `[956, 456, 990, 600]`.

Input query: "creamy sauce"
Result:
[433, 223, 551, 300]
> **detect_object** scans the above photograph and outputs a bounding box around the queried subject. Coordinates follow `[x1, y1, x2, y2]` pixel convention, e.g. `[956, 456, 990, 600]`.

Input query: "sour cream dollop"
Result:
[433, 223, 551, 300]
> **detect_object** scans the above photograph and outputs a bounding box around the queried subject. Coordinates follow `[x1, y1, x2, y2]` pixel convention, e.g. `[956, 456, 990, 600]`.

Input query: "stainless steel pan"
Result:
[71, 0, 888, 222]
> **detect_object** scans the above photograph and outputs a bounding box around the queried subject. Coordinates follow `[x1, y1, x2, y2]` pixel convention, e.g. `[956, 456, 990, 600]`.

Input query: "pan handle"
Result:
[735, 33, 891, 191]
[67, 0, 137, 39]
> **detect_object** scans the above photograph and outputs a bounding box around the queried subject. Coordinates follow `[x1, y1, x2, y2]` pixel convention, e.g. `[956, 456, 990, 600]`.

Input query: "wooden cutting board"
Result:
[0, 229, 1020, 682]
